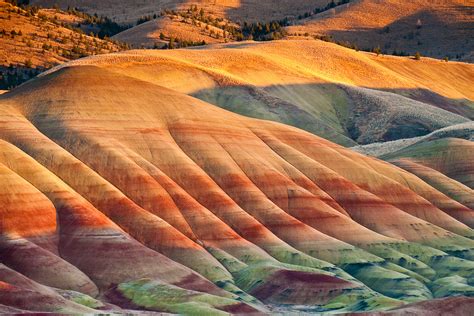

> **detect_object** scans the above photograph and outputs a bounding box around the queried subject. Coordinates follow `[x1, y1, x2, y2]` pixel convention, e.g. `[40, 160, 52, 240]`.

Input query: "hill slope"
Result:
[112, 13, 230, 48]
[0, 51, 474, 313]
[31, 0, 334, 24]
[287, 0, 474, 62]
[0, 1, 126, 88]
[353, 123, 474, 211]
[48, 40, 474, 146]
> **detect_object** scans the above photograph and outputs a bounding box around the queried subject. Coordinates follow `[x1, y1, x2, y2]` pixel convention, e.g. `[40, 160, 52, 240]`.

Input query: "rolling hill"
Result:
[353, 122, 474, 210]
[0, 43, 473, 313]
[286, 0, 474, 62]
[112, 12, 232, 48]
[48, 40, 474, 146]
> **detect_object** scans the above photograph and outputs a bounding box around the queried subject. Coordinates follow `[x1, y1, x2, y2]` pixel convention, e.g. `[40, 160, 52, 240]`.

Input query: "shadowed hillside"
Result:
[0, 47, 473, 313]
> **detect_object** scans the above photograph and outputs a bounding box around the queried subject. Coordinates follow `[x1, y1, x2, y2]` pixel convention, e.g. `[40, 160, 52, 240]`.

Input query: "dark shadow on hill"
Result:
[190, 82, 472, 146]
[381, 87, 474, 120]
[223, 0, 334, 22]
[309, 7, 474, 62]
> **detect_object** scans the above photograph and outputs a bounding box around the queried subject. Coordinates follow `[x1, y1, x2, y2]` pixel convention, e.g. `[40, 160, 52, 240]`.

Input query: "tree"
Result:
[168, 37, 175, 49]
[414, 52, 421, 60]
[373, 46, 381, 56]
[25, 59, 32, 68]
[159, 32, 165, 40]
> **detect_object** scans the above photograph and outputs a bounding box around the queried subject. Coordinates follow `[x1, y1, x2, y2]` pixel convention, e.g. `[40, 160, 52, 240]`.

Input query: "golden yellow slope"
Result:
[57, 40, 473, 100]
[112, 14, 228, 48]
[46, 40, 473, 146]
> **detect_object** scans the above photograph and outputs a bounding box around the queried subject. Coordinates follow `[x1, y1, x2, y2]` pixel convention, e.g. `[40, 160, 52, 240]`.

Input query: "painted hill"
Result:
[368, 296, 474, 316]
[353, 122, 474, 218]
[49, 40, 474, 146]
[287, 0, 474, 62]
[0, 46, 473, 313]
[382, 137, 474, 207]
[0, 1, 126, 88]
[354, 124, 473, 208]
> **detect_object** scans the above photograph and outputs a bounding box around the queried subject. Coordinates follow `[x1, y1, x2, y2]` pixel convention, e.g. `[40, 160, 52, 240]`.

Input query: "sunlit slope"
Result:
[50, 40, 474, 146]
[0, 60, 473, 313]
[0, 1, 122, 69]
[287, 0, 474, 62]
[112, 15, 227, 48]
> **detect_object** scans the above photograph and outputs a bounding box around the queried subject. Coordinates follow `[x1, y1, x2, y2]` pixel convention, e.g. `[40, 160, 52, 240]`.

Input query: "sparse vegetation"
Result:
[0, 1, 129, 89]
[373, 46, 382, 56]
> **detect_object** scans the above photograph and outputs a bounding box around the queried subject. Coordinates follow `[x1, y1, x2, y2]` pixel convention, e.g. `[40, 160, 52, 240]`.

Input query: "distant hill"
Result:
[286, 0, 474, 62]
[112, 11, 237, 48]
[31, 0, 334, 24]
[30, 1, 473, 62]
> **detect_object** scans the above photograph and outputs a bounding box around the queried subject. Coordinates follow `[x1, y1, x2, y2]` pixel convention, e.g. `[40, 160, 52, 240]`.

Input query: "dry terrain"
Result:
[287, 0, 474, 62]
[30, 0, 473, 62]
[0, 41, 473, 314]
[113, 13, 233, 48]
[0, 1, 126, 88]
[31, 0, 334, 24]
